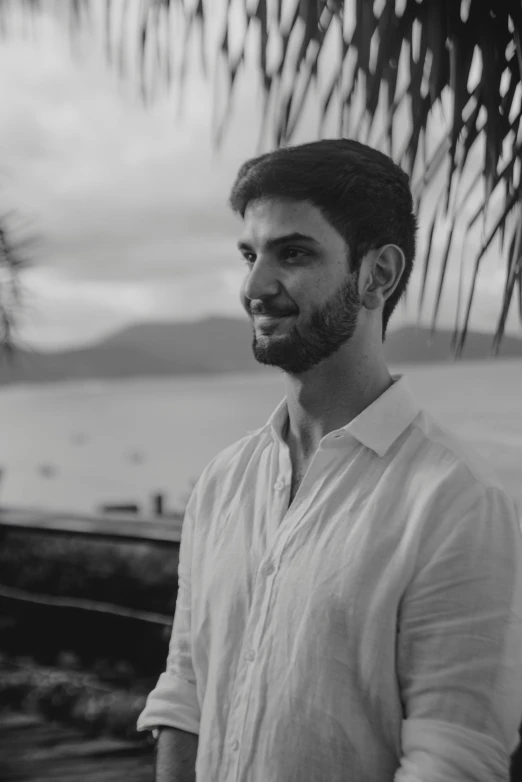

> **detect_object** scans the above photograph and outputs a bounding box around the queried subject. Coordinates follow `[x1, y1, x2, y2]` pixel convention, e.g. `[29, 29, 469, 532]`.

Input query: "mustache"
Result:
[250, 305, 297, 317]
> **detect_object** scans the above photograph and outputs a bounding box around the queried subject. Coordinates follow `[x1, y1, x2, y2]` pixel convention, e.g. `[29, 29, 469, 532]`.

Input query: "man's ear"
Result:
[359, 245, 405, 311]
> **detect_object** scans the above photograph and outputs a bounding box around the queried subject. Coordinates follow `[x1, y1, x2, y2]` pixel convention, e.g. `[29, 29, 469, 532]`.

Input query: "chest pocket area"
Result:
[298, 587, 357, 680]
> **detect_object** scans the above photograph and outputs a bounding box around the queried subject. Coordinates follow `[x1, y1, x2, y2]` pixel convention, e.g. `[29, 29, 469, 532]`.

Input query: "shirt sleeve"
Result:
[395, 485, 522, 782]
[136, 483, 200, 735]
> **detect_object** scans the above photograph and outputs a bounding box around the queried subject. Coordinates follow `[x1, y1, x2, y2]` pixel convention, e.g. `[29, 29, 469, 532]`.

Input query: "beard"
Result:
[250, 272, 361, 375]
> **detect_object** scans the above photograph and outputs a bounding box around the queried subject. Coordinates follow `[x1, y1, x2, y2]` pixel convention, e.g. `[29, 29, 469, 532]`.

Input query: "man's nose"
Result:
[243, 256, 280, 301]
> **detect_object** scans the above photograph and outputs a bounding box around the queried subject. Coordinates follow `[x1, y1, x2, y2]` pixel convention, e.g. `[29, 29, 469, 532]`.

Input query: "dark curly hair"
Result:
[229, 139, 417, 339]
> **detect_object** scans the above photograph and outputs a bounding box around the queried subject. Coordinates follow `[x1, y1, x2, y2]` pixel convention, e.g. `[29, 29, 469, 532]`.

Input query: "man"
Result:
[137, 139, 522, 781]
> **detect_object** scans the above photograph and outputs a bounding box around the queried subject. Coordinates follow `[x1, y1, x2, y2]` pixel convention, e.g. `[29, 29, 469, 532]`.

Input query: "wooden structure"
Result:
[0, 506, 182, 544]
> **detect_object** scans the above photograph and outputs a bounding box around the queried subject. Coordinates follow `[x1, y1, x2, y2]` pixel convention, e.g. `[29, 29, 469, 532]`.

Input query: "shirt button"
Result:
[274, 480, 285, 491]
[230, 739, 239, 751]
[261, 561, 275, 576]
[245, 649, 256, 661]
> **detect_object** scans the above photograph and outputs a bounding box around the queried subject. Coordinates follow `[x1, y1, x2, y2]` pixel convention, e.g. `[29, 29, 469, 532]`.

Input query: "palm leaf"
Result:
[1, 0, 522, 354]
[416, 197, 441, 322]
[491, 211, 522, 355]
[430, 221, 456, 335]
[445, 23, 475, 212]
[456, 186, 522, 355]
[285, 6, 337, 140]
[0, 213, 34, 356]
[518, 262, 522, 321]
[451, 234, 469, 352]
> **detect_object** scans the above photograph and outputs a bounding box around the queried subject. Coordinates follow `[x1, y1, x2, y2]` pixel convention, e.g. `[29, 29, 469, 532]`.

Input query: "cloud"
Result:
[17, 265, 248, 350]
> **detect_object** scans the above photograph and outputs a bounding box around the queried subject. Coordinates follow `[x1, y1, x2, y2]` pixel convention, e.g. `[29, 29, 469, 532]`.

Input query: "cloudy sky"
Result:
[0, 2, 519, 351]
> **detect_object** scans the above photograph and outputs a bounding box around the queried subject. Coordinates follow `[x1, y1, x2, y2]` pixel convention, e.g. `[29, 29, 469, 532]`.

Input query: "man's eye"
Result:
[241, 253, 255, 264]
[282, 247, 305, 260]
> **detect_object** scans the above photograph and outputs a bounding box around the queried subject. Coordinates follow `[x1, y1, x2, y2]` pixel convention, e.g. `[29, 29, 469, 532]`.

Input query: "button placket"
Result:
[223, 546, 281, 780]
[277, 450, 332, 544]
[273, 477, 289, 530]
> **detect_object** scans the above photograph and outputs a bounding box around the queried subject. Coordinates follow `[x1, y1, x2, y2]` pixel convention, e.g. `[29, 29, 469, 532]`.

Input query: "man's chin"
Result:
[252, 353, 316, 375]
[251, 343, 315, 374]
[252, 332, 291, 357]
[252, 344, 291, 369]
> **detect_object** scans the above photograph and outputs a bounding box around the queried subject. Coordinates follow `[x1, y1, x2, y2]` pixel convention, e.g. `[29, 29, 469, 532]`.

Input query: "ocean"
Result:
[0, 360, 521, 515]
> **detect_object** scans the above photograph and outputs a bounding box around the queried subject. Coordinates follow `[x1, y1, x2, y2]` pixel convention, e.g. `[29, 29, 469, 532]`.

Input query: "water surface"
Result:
[1, 360, 520, 514]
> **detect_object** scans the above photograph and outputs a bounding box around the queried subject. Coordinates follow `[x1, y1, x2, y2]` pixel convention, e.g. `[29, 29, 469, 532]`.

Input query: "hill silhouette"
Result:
[0, 318, 521, 386]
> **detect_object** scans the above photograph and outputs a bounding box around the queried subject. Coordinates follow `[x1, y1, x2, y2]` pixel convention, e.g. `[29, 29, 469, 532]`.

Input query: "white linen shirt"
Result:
[137, 375, 522, 781]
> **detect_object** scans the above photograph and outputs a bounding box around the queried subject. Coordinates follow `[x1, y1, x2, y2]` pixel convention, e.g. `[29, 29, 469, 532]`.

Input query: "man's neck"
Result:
[282, 357, 393, 458]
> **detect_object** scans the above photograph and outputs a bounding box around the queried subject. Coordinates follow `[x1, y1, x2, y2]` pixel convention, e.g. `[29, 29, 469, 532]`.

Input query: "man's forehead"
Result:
[239, 197, 327, 244]
[243, 195, 317, 221]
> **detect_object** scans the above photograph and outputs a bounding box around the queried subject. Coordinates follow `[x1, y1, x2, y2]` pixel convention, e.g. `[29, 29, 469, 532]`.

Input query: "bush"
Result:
[0, 529, 180, 614]
[0, 530, 180, 676]
[0, 659, 152, 742]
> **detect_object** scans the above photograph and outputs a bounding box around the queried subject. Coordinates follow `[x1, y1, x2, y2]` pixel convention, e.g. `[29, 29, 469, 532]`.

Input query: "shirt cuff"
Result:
[395, 718, 510, 782]
[136, 671, 200, 735]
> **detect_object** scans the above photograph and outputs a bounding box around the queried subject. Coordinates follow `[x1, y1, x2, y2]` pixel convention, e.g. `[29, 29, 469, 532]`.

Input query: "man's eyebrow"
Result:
[237, 232, 321, 251]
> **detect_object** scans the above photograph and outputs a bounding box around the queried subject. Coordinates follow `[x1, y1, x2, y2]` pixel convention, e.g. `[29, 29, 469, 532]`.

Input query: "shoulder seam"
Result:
[409, 413, 505, 493]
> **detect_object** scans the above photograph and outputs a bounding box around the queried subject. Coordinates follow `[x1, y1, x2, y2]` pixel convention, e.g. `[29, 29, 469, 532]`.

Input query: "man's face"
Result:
[238, 197, 362, 375]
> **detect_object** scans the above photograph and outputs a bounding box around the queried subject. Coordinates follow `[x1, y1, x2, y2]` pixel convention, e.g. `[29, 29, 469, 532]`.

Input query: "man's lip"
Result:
[253, 312, 296, 319]
[253, 313, 296, 330]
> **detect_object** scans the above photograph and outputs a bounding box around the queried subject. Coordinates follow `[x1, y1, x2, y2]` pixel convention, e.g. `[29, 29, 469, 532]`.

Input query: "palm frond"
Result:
[0, 213, 33, 356]
[1, 0, 521, 355]
[416, 195, 441, 322]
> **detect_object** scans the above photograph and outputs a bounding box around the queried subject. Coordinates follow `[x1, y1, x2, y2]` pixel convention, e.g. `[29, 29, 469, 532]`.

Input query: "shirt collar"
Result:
[256, 374, 420, 457]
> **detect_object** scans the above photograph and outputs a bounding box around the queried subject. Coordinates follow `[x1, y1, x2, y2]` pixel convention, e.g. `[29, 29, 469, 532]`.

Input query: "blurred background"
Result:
[0, 1, 521, 780]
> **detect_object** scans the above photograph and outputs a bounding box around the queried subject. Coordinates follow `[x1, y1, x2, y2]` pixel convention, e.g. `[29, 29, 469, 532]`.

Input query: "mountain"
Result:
[383, 326, 522, 363]
[1, 318, 521, 386]
[0, 318, 262, 386]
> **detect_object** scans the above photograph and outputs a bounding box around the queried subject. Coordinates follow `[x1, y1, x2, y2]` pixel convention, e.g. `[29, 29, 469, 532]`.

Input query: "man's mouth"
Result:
[254, 312, 296, 324]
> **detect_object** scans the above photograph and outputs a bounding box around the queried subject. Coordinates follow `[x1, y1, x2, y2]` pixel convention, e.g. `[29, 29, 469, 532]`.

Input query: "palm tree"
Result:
[0, 213, 31, 355]
[1, 0, 521, 355]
